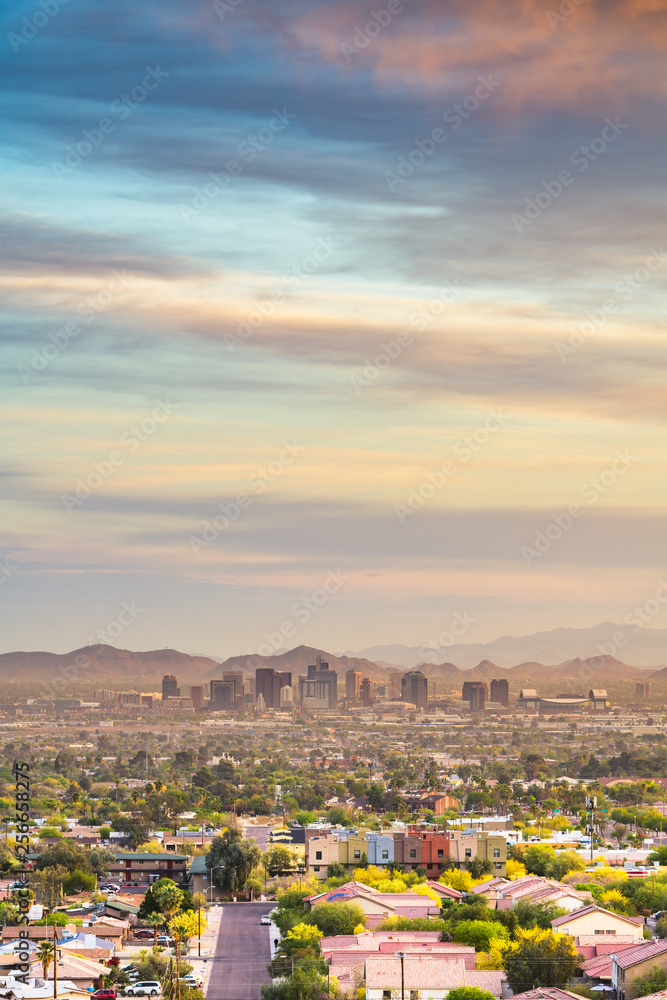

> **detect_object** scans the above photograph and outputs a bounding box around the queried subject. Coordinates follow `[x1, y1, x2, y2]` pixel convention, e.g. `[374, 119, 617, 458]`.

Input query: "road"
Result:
[206, 901, 272, 1000]
[243, 825, 270, 852]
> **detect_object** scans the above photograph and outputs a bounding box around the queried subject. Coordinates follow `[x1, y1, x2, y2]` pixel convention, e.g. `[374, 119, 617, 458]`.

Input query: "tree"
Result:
[138, 878, 184, 924]
[465, 857, 493, 879]
[114, 816, 152, 851]
[448, 989, 496, 1000]
[546, 850, 586, 880]
[308, 902, 366, 937]
[513, 899, 569, 930]
[62, 869, 96, 895]
[36, 941, 55, 980]
[207, 825, 261, 893]
[0, 902, 21, 926]
[36, 840, 96, 875]
[503, 928, 581, 993]
[452, 920, 508, 952]
[632, 965, 667, 997]
[326, 862, 346, 879]
[522, 845, 555, 877]
[264, 846, 295, 876]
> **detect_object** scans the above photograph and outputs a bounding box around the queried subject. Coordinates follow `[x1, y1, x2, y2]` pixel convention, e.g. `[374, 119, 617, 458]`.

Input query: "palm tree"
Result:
[36, 941, 55, 980]
[148, 913, 163, 947]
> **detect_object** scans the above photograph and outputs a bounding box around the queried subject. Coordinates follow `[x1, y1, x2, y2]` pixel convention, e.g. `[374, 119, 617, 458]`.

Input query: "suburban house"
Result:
[364, 955, 504, 1000]
[551, 904, 645, 940]
[305, 882, 441, 927]
[472, 875, 592, 912]
[188, 855, 225, 900]
[612, 940, 667, 1000]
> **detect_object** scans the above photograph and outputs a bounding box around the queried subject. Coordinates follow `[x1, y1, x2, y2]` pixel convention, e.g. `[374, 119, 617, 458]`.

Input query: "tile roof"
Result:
[552, 904, 644, 928]
[510, 990, 586, 1000]
[364, 956, 504, 995]
[612, 940, 667, 969]
[576, 935, 638, 950]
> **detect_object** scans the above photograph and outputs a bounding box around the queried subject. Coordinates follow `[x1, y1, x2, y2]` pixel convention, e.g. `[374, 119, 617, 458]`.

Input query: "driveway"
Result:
[206, 901, 272, 1000]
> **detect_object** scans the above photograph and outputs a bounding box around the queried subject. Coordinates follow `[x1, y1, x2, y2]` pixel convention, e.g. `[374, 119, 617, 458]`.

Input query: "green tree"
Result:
[138, 878, 184, 924]
[264, 846, 295, 876]
[452, 920, 508, 952]
[522, 845, 555, 876]
[207, 824, 262, 893]
[632, 965, 667, 997]
[503, 928, 580, 993]
[62, 869, 96, 894]
[308, 901, 366, 936]
[513, 899, 569, 930]
[546, 850, 586, 880]
[36, 941, 55, 980]
[447, 989, 496, 1000]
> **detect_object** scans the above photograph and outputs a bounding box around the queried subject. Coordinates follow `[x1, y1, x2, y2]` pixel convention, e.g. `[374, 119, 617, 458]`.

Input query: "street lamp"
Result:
[395, 951, 405, 1000]
[207, 865, 224, 903]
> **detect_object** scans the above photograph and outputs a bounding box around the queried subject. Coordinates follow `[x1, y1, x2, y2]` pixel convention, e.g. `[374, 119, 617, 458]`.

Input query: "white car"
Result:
[124, 982, 162, 996]
[260, 914, 271, 925]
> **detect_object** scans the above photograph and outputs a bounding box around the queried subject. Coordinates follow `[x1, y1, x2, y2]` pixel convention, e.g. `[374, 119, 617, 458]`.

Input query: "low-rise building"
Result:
[612, 939, 667, 1000]
[552, 904, 644, 940]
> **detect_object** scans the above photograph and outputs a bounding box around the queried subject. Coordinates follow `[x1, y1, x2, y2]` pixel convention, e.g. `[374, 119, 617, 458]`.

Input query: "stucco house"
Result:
[551, 904, 644, 940]
[612, 940, 667, 1000]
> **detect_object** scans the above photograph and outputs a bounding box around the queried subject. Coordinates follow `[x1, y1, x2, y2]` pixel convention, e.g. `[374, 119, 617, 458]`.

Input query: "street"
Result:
[242, 824, 271, 852]
[206, 901, 272, 1000]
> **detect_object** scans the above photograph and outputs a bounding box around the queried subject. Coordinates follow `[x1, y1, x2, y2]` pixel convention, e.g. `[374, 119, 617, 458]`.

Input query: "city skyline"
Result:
[2, 0, 666, 655]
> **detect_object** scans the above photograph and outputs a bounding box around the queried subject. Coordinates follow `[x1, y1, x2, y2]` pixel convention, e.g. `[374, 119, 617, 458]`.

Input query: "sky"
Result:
[1, 0, 666, 660]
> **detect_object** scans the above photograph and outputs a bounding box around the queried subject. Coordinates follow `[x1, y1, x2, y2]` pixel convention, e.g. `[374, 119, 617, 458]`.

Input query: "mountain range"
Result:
[2, 621, 667, 702]
[343, 622, 667, 669]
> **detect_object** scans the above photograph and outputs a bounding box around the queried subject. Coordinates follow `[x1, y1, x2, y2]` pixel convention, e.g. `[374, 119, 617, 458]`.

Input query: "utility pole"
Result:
[53, 925, 58, 1000]
[197, 903, 201, 957]
[396, 951, 405, 1000]
[587, 795, 597, 863]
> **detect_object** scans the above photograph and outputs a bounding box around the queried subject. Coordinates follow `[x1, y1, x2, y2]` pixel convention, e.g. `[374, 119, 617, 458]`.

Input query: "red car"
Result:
[134, 930, 154, 939]
[92, 991, 116, 1000]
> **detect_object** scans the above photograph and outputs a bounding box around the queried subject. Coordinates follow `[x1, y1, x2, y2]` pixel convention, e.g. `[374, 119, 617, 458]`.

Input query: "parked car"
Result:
[101, 883, 121, 891]
[180, 975, 202, 988]
[260, 914, 271, 925]
[92, 990, 116, 1000]
[8, 881, 29, 890]
[133, 929, 154, 939]
[124, 983, 162, 997]
[156, 935, 173, 945]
